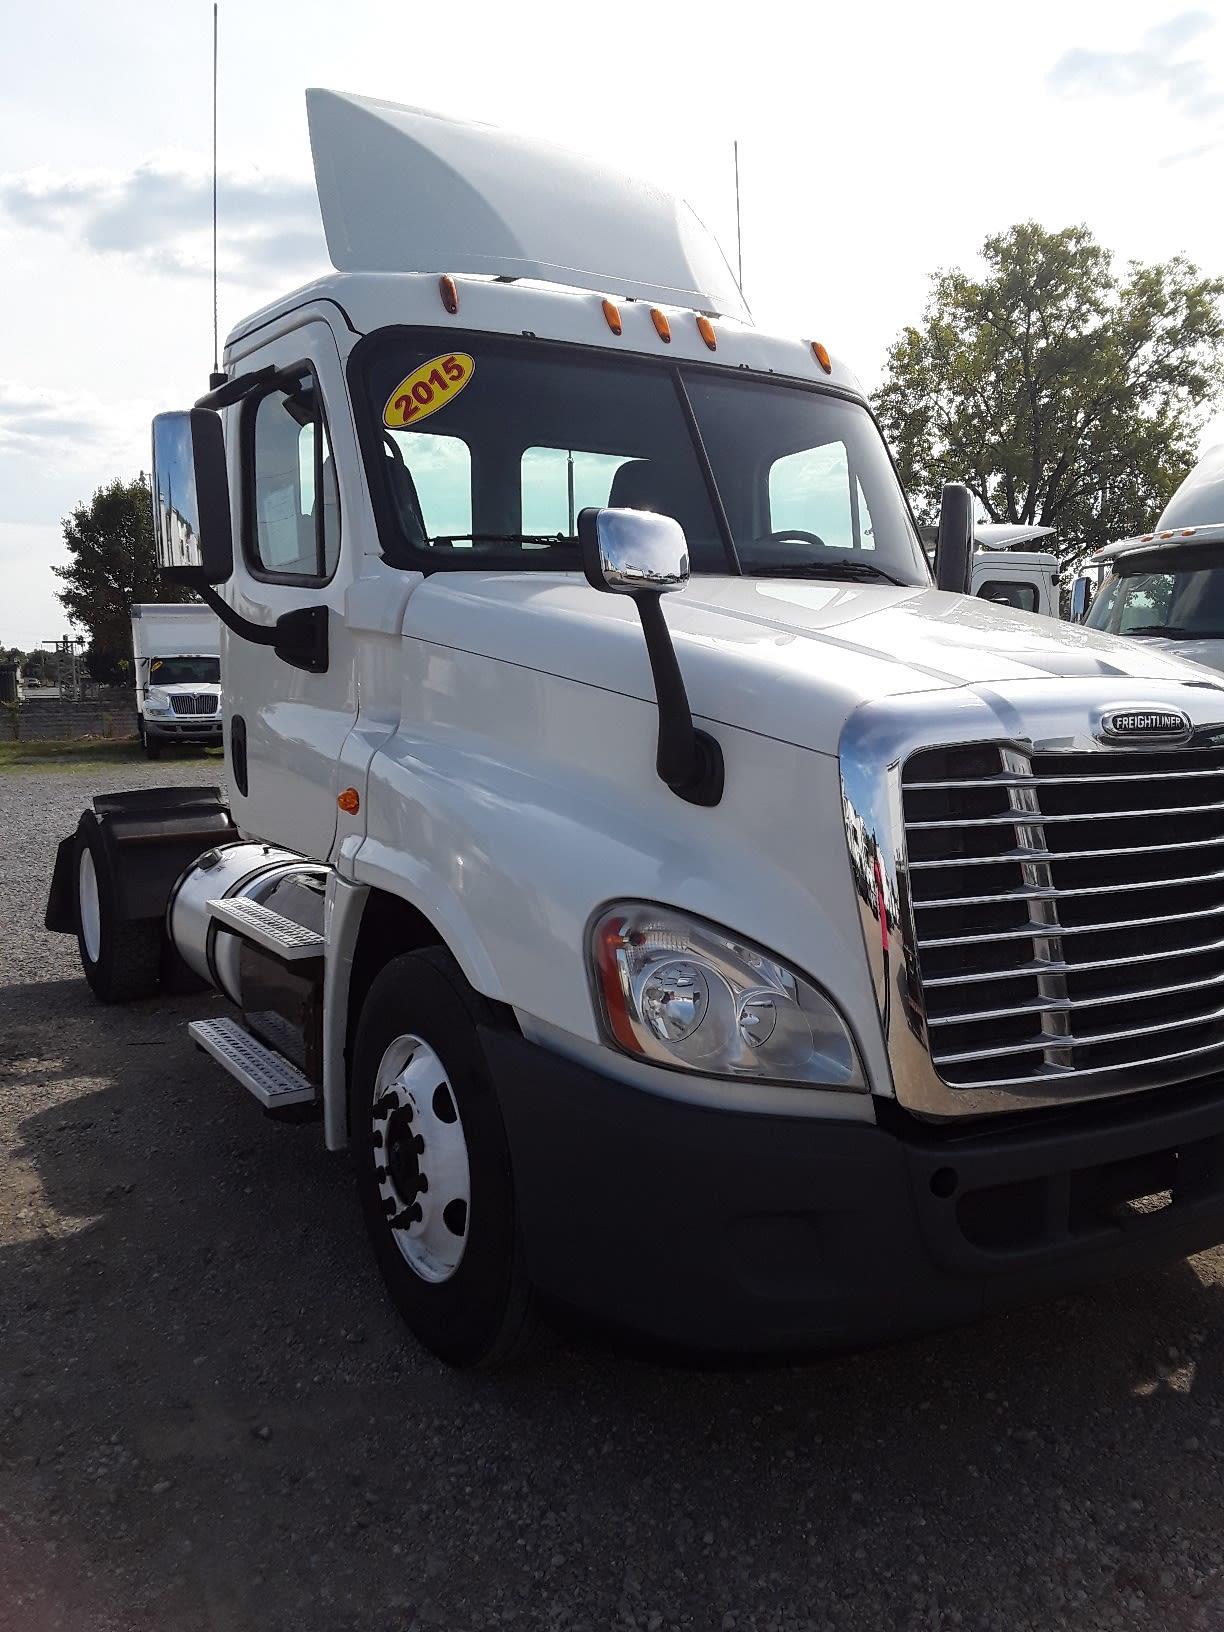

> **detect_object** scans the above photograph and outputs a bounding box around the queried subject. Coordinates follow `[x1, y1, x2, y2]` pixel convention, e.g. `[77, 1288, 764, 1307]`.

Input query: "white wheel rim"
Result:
[372, 1035, 471, 1284]
[78, 848, 101, 964]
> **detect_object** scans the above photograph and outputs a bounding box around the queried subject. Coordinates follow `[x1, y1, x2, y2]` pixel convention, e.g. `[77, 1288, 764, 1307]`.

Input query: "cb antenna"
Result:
[210, 3, 224, 389]
[733, 138, 744, 297]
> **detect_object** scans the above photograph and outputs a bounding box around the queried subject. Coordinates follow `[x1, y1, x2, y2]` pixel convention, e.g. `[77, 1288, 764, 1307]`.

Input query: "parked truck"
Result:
[131, 603, 222, 757]
[44, 91, 1224, 1366]
[922, 524, 1062, 616]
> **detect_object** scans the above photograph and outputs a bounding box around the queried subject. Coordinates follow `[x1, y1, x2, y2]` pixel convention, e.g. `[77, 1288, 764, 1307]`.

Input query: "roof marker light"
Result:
[1182, 528, 1198, 536]
[696, 315, 717, 351]
[439, 274, 459, 314]
[811, 341, 832, 373]
[650, 307, 672, 343]
[1160, 530, 1174, 539]
[602, 298, 623, 335]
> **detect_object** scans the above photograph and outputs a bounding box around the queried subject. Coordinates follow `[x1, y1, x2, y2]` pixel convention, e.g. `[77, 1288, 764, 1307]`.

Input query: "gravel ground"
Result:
[3, 753, 1224, 1632]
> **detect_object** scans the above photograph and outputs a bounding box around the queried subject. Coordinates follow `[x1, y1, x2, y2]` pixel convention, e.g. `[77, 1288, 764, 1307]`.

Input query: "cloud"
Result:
[1048, 10, 1223, 119]
[0, 379, 152, 466]
[0, 161, 327, 286]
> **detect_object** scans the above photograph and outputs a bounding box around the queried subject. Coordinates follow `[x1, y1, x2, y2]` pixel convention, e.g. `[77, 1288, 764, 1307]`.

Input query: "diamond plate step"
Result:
[188, 1017, 317, 1108]
[207, 896, 324, 960]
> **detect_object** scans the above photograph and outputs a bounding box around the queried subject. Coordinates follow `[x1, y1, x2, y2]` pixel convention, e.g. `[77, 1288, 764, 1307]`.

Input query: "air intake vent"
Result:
[902, 742, 1224, 1092]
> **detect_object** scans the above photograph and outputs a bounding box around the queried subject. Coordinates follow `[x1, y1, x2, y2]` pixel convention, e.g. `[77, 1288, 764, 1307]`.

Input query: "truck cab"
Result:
[45, 91, 1224, 1367]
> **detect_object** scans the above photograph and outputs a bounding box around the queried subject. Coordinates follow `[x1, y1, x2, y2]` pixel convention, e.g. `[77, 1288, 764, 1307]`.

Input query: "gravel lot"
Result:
[3, 753, 1224, 1632]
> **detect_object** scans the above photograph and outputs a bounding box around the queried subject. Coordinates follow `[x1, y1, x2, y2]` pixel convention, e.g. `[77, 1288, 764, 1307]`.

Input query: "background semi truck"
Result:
[130, 603, 222, 757]
[43, 90, 1224, 1367]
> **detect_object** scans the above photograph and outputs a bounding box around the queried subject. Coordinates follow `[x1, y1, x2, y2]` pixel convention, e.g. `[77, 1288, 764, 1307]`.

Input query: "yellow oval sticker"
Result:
[383, 352, 474, 429]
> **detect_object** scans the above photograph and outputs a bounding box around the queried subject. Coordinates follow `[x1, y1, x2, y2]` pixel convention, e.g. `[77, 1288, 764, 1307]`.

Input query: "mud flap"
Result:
[44, 785, 237, 934]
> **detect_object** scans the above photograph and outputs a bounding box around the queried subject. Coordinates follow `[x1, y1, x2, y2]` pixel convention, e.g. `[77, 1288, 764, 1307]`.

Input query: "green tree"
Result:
[54, 475, 193, 677]
[874, 223, 1224, 561]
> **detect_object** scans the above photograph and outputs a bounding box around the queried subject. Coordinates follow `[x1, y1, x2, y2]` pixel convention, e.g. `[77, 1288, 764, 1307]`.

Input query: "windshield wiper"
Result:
[749, 560, 905, 586]
[429, 532, 579, 547]
[1123, 623, 1219, 639]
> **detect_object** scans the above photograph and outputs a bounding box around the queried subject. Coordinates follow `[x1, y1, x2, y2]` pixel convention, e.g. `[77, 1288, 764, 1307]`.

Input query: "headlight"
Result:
[145, 689, 171, 714]
[589, 903, 865, 1090]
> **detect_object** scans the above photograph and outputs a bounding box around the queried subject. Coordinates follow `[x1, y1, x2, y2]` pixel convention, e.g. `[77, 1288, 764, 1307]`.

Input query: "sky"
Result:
[1, 0, 1222, 648]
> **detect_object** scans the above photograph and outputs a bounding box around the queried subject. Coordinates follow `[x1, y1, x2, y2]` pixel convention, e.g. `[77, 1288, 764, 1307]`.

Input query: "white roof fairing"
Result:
[306, 89, 750, 322]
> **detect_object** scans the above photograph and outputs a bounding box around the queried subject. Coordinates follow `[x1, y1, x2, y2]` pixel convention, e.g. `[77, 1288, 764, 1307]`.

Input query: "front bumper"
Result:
[144, 715, 222, 740]
[483, 1030, 1224, 1352]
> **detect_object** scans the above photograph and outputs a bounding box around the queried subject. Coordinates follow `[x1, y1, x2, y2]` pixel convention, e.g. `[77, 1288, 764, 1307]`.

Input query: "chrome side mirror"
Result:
[578, 506, 689, 596]
[151, 409, 234, 585]
[1069, 577, 1092, 623]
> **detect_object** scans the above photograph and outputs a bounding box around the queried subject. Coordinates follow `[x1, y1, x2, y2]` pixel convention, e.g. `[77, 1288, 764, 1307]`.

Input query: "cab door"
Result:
[221, 316, 359, 861]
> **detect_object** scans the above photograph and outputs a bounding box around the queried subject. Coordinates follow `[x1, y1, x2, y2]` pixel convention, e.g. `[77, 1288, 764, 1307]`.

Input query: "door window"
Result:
[248, 372, 340, 581]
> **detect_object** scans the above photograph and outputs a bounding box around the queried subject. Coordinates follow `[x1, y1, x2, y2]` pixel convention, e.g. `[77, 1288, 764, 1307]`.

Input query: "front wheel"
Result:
[350, 948, 534, 1367]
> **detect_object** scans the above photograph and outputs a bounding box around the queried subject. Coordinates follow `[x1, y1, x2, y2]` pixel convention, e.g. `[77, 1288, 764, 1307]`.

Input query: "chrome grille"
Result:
[902, 742, 1224, 1092]
[169, 693, 218, 716]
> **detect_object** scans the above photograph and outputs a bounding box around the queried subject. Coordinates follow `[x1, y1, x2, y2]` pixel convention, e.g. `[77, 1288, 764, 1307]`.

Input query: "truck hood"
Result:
[412, 573, 1223, 756]
[1131, 635, 1224, 678]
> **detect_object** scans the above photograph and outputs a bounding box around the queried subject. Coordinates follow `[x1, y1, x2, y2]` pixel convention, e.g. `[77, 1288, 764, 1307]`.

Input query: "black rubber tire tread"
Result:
[144, 736, 162, 759]
[73, 817, 164, 1003]
[350, 945, 536, 1368]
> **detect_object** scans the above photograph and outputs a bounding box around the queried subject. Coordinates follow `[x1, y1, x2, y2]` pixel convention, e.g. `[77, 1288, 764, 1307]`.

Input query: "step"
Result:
[207, 896, 324, 960]
[188, 1017, 318, 1108]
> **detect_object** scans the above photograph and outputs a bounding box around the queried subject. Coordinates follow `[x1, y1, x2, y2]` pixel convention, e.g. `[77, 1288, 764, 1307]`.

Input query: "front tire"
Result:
[74, 817, 163, 1002]
[351, 948, 534, 1367]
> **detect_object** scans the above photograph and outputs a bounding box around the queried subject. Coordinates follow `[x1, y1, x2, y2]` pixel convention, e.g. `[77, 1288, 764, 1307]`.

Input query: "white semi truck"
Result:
[44, 91, 1224, 1366]
[130, 603, 222, 756]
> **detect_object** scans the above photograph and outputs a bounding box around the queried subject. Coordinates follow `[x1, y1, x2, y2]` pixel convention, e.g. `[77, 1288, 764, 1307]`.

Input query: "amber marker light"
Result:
[591, 915, 642, 1053]
[696, 315, 717, 351]
[811, 340, 832, 373]
[650, 307, 672, 343]
[439, 274, 459, 314]
[602, 298, 623, 335]
[337, 787, 360, 815]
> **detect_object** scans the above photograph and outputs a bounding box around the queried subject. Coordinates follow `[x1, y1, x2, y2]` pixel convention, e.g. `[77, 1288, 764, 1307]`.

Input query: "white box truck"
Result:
[43, 91, 1224, 1366]
[130, 603, 222, 757]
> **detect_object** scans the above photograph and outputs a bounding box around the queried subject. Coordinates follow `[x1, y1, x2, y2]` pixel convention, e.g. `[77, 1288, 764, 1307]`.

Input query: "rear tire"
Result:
[351, 947, 535, 1367]
[74, 817, 163, 1003]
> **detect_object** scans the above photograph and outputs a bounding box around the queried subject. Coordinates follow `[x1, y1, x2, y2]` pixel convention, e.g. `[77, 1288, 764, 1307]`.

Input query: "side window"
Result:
[768, 443, 874, 550]
[249, 373, 340, 580]
[977, 579, 1039, 613]
[384, 429, 472, 541]
[521, 447, 633, 537]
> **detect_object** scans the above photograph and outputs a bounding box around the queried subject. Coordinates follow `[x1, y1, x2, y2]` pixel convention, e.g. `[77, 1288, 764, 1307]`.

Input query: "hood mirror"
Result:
[580, 506, 690, 596]
[934, 482, 974, 595]
[579, 506, 721, 807]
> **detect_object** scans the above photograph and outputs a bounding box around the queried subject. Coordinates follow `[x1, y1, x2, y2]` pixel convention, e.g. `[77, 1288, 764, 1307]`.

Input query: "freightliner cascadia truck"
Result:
[45, 91, 1224, 1365]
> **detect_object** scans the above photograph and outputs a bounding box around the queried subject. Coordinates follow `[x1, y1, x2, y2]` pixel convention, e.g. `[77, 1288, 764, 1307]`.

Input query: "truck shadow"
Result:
[3, 975, 1224, 1630]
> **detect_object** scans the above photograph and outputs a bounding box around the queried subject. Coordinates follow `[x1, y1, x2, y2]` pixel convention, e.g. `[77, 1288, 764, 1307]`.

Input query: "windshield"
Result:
[148, 656, 220, 686]
[360, 331, 929, 584]
[1086, 567, 1224, 640]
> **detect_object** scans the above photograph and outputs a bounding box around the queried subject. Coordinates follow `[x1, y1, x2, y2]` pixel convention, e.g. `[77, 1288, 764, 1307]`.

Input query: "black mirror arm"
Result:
[195, 585, 329, 675]
[633, 591, 724, 807]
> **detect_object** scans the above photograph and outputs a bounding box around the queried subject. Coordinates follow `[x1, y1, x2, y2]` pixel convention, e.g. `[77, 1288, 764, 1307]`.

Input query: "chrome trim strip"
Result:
[838, 684, 1224, 1120]
[908, 803, 1224, 827]
[906, 767, 1224, 789]
[922, 936, 1224, 984]
[918, 867, 1224, 908]
[927, 965, 1224, 1025]
[936, 999, 1224, 1064]
[911, 835, 1224, 867]
[919, 902, 1224, 947]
